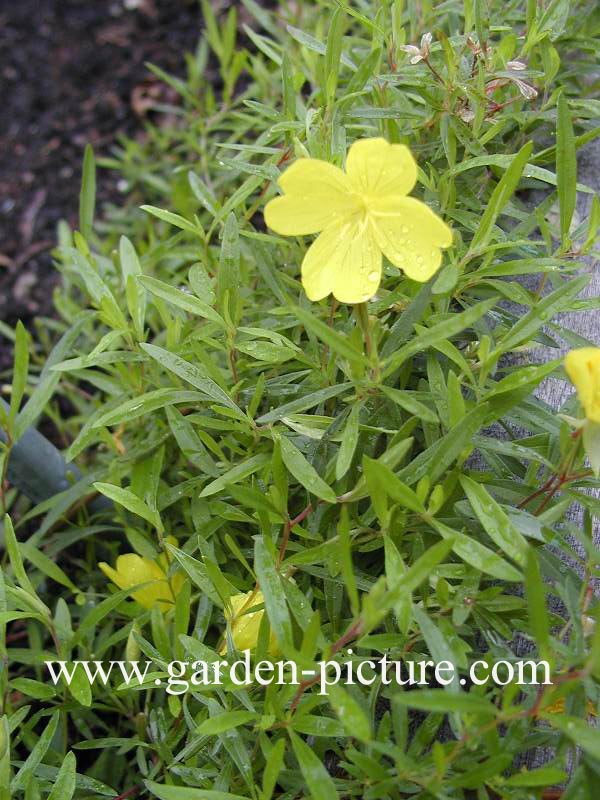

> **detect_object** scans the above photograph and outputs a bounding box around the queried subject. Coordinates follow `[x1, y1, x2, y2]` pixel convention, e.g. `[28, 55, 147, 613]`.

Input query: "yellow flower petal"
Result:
[99, 562, 122, 587]
[221, 590, 278, 654]
[301, 217, 382, 304]
[263, 138, 452, 302]
[264, 159, 357, 235]
[565, 348, 600, 423]
[371, 196, 452, 282]
[346, 137, 417, 197]
[100, 553, 176, 611]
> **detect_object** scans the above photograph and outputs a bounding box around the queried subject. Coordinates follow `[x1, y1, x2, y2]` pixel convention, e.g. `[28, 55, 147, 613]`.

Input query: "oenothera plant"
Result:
[1, 1, 600, 798]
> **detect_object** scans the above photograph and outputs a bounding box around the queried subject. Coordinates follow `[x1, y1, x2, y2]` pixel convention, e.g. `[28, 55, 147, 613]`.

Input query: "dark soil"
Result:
[0, 0, 203, 369]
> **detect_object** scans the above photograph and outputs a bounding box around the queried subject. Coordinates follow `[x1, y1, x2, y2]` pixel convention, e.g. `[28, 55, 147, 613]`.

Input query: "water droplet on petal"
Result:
[368, 270, 379, 282]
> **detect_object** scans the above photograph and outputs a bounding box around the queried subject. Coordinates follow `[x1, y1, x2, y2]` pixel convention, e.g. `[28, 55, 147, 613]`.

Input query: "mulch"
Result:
[0, 0, 203, 369]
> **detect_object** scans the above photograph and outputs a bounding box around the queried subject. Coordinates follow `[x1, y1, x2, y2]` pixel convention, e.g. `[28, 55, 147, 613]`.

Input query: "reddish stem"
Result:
[278, 502, 314, 566]
[290, 618, 364, 711]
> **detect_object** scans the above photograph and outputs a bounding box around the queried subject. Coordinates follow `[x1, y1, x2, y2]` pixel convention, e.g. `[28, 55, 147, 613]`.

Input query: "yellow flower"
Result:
[220, 590, 277, 654]
[99, 540, 184, 612]
[264, 137, 452, 304]
[544, 696, 596, 717]
[565, 348, 600, 423]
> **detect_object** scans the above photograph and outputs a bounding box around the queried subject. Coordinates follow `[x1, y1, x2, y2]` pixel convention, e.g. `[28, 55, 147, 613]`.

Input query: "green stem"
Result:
[356, 302, 373, 359]
[355, 302, 381, 383]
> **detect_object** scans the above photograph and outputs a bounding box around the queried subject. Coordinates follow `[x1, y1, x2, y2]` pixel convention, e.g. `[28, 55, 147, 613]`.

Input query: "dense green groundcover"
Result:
[2, 0, 600, 797]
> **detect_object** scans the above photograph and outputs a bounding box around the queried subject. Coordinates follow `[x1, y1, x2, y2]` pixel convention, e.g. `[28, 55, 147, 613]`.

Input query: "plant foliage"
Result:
[1, 0, 600, 797]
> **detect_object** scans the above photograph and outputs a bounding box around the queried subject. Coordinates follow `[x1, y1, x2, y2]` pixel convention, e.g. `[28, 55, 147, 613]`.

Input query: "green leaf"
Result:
[254, 537, 293, 649]
[494, 274, 588, 356]
[257, 384, 352, 424]
[383, 300, 497, 377]
[289, 730, 338, 800]
[286, 24, 356, 69]
[431, 519, 523, 582]
[139, 275, 224, 325]
[583, 421, 600, 477]
[93, 483, 162, 528]
[119, 236, 146, 336]
[412, 606, 459, 691]
[525, 548, 550, 660]
[9, 321, 29, 431]
[92, 389, 206, 428]
[393, 690, 496, 715]
[200, 453, 271, 498]
[11, 711, 59, 792]
[381, 386, 439, 424]
[20, 542, 79, 594]
[461, 476, 529, 565]
[398, 404, 489, 486]
[469, 141, 532, 255]
[145, 782, 247, 800]
[217, 212, 241, 320]
[335, 403, 361, 480]
[166, 545, 223, 606]
[262, 737, 286, 800]
[292, 305, 369, 367]
[3, 515, 38, 599]
[278, 435, 337, 503]
[384, 538, 455, 612]
[15, 313, 92, 440]
[141, 204, 202, 236]
[196, 711, 256, 736]
[556, 93, 577, 245]
[79, 143, 96, 239]
[363, 457, 425, 513]
[327, 684, 371, 741]
[504, 766, 568, 787]
[546, 715, 600, 760]
[140, 343, 242, 414]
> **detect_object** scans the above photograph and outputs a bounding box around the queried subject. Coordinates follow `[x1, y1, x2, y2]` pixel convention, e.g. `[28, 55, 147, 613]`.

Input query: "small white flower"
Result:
[457, 107, 475, 123]
[514, 78, 538, 99]
[400, 32, 433, 64]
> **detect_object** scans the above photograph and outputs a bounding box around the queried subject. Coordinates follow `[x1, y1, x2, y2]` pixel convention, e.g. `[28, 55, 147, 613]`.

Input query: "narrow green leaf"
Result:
[363, 457, 425, 513]
[278, 435, 337, 503]
[327, 684, 371, 741]
[525, 548, 550, 660]
[431, 519, 522, 582]
[47, 751, 77, 799]
[79, 144, 96, 239]
[141, 204, 201, 236]
[461, 476, 529, 565]
[393, 690, 496, 715]
[197, 711, 256, 736]
[11, 711, 59, 792]
[93, 483, 161, 528]
[200, 453, 270, 498]
[383, 300, 497, 377]
[335, 403, 361, 480]
[140, 343, 241, 414]
[145, 782, 247, 800]
[217, 212, 240, 320]
[556, 93, 577, 245]
[92, 389, 206, 429]
[469, 142, 533, 254]
[292, 305, 369, 368]
[139, 275, 224, 326]
[289, 731, 338, 800]
[9, 321, 29, 430]
[381, 386, 439, 424]
[254, 537, 293, 648]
